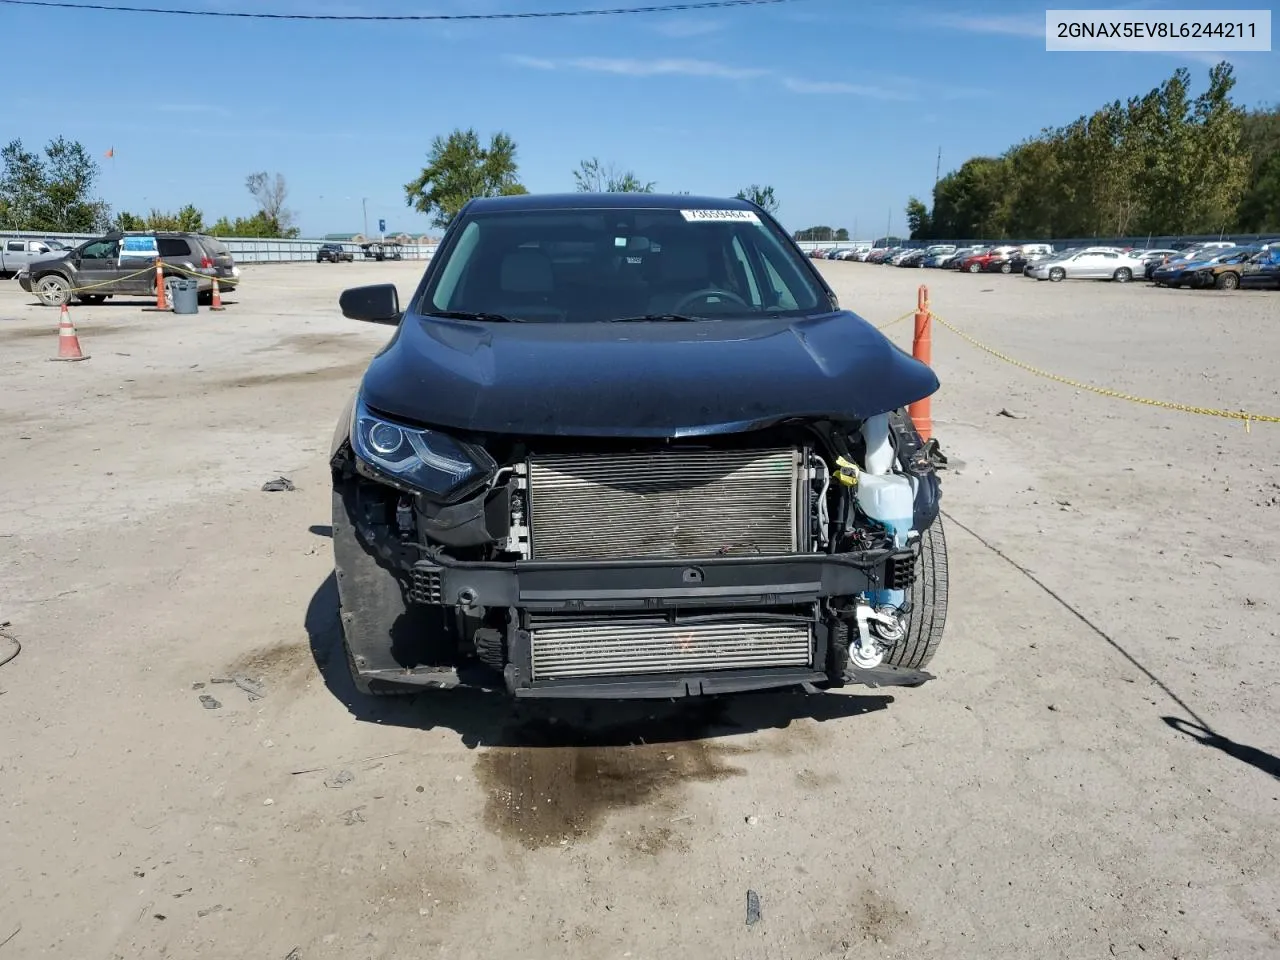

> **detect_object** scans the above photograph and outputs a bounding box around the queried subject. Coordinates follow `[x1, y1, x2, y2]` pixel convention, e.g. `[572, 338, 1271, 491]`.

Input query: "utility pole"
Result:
[362, 197, 369, 238]
[886, 209, 892, 242]
[935, 146, 942, 189]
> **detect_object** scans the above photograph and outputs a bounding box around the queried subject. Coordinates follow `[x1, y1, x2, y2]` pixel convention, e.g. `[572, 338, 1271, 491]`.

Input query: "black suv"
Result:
[20, 231, 239, 307]
[317, 242, 354, 263]
[330, 193, 946, 701]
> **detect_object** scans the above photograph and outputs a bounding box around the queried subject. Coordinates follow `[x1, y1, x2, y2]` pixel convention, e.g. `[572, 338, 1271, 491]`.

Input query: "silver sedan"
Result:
[1027, 248, 1146, 282]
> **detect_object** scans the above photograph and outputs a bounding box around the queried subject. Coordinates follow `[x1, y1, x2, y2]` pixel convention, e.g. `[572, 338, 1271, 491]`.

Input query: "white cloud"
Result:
[651, 17, 722, 38]
[933, 13, 1043, 38]
[565, 57, 769, 79]
[507, 54, 557, 70]
[507, 55, 922, 98]
[781, 77, 917, 100]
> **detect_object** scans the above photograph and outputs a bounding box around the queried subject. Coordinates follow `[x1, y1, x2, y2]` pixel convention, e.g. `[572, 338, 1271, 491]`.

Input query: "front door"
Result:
[72, 237, 124, 294]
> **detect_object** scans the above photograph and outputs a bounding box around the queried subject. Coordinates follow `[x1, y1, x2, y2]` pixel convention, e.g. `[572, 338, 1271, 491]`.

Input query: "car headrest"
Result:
[500, 249, 554, 293]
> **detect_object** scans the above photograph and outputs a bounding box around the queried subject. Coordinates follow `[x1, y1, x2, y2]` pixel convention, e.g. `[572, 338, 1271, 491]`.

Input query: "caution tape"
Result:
[927, 309, 1280, 430]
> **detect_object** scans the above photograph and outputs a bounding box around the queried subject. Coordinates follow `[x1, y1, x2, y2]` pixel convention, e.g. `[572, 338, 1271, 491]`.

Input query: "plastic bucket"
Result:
[171, 278, 200, 315]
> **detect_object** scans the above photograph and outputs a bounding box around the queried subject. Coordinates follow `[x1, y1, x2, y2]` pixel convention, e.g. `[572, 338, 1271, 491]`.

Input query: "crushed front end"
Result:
[330, 396, 944, 699]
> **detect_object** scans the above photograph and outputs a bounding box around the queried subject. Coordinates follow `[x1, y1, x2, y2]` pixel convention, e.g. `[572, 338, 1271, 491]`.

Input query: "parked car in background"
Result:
[959, 246, 1019, 273]
[1150, 246, 1250, 287]
[1162, 247, 1265, 290]
[1027, 247, 1145, 282]
[0, 237, 68, 279]
[1017, 243, 1054, 259]
[318, 242, 355, 263]
[940, 248, 979, 269]
[18, 231, 238, 306]
[1199, 246, 1280, 290]
[897, 250, 928, 267]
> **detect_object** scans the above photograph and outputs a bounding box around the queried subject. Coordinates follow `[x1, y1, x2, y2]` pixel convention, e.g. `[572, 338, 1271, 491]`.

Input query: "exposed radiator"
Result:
[528, 618, 814, 680]
[527, 447, 804, 560]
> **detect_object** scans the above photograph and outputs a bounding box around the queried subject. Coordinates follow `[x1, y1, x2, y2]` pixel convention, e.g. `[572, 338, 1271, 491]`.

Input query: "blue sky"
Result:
[4, 0, 1277, 238]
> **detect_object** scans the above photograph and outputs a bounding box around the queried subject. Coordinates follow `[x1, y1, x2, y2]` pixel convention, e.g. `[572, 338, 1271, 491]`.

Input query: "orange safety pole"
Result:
[908, 284, 932, 441]
[143, 256, 169, 312]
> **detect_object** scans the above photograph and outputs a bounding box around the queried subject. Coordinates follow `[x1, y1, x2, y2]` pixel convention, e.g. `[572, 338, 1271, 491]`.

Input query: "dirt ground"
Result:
[1, 259, 1277, 960]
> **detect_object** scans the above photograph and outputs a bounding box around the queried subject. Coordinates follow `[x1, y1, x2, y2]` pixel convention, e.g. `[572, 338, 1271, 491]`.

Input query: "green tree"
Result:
[735, 184, 779, 215]
[1237, 105, 1280, 231]
[0, 137, 110, 232]
[574, 157, 655, 193]
[208, 211, 299, 238]
[405, 128, 526, 229]
[834, 227, 849, 240]
[794, 225, 835, 242]
[905, 197, 931, 239]
[245, 171, 296, 235]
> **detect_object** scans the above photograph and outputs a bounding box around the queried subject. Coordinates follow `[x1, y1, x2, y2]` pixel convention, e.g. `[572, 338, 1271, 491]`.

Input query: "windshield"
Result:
[417, 206, 827, 322]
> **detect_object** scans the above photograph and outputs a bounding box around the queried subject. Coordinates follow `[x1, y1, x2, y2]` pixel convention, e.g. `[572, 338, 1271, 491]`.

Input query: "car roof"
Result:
[465, 192, 759, 214]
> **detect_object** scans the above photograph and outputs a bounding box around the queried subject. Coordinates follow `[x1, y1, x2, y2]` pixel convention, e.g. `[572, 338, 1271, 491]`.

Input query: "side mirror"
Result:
[339, 283, 401, 324]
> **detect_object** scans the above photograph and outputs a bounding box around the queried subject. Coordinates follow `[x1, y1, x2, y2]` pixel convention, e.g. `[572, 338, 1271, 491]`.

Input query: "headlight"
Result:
[352, 397, 494, 498]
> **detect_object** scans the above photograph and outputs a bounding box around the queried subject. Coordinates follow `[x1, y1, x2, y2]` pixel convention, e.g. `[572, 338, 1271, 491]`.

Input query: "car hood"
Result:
[359, 310, 940, 438]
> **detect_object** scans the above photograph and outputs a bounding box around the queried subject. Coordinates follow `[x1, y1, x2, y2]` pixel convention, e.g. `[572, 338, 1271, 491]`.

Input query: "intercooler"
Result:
[528, 617, 814, 680]
[526, 447, 806, 560]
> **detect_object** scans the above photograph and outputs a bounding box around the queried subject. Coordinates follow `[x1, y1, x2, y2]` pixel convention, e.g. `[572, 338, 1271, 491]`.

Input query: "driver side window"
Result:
[81, 239, 119, 260]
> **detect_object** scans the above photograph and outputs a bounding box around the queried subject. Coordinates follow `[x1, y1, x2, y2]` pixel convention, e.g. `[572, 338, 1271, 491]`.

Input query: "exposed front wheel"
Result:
[1113, 267, 1132, 283]
[1216, 271, 1240, 290]
[968, 263, 981, 273]
[884, 516, 949, 670]
[36, 274, 72, 306]
[1048, 268, 1065, 282]
[1000, 262, 1012, 274]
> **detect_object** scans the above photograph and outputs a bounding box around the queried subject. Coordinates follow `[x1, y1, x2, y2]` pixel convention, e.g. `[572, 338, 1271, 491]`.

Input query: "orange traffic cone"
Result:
[210, 276, 225, 311]
[50, 304, 90, 362]
[142, 257, 169, 312]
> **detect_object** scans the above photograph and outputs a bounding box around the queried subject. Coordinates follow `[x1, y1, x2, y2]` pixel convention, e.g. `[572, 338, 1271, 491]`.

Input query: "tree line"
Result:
[402, 127, 782, 227]
[0, 138, 299, 239]
[906, 62, 1279, 241]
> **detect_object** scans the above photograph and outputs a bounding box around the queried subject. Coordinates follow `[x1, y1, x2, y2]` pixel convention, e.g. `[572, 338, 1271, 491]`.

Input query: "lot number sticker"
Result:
[121, 235, 159, 258]
[680, 209, 760, 223]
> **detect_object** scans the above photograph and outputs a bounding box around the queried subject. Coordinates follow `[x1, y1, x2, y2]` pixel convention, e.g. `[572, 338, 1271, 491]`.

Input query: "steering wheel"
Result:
[671, 287, 749, 314]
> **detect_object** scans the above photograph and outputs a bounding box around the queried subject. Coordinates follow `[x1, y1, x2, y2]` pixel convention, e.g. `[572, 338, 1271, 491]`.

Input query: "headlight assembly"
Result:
[352, 397, 495, 499]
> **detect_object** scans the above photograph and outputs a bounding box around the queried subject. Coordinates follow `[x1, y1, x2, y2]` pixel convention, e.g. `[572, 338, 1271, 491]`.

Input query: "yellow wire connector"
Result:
[834, 457, 859, 487]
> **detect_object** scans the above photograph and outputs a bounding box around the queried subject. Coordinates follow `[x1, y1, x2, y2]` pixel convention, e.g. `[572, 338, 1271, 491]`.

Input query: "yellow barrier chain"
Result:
[928, 309, 1280, 430]
[59, 265, 157, 295]
[876, 309, 916, 331]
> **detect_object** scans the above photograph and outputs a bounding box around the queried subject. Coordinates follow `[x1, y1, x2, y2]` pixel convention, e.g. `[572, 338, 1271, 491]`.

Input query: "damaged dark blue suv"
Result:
[329, 193, 946, 700]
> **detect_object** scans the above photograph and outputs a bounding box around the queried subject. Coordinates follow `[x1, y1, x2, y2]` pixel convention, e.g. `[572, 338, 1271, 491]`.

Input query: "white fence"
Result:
[0, 230, 437, 263]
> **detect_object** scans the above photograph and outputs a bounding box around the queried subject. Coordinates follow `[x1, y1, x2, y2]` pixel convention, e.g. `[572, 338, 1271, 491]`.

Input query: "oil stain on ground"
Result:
[475, 703, 750, 850]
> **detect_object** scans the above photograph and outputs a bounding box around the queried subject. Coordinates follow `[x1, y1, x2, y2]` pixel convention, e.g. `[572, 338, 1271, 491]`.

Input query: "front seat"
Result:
[491, 248, 556, 319]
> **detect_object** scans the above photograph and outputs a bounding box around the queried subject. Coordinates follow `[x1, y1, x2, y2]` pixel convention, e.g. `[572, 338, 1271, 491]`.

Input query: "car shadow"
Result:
[304, 571, 894, 749]
[1163, 716, 1280, 781]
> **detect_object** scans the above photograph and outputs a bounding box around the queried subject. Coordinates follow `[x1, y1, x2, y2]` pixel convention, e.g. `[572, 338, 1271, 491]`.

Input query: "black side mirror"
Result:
[339, 283, 401, 324]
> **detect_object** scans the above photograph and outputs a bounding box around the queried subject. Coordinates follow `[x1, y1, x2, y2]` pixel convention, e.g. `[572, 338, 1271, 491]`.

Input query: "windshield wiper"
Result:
[426, 310, 524, 323]
[607, 313, 714, 323]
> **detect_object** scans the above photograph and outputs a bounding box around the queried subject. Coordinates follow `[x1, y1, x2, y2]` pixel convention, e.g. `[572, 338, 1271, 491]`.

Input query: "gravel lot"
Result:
[1, 260, 1277, 960]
